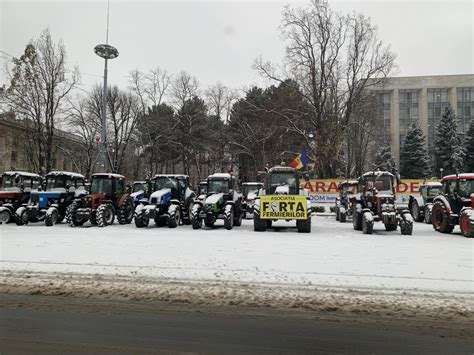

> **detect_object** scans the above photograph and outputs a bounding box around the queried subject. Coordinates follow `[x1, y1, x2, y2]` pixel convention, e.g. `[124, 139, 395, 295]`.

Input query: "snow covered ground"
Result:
[1, 215, 472, 294]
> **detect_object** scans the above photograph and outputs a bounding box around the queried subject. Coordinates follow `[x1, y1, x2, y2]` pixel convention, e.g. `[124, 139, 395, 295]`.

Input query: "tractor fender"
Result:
[117, 194, 130, 207]
[193, 200, 204, 208]
[135, 204, 145, 213]
[433, 196, 451, 213]
[409, 195, 424, 208]
[362, 208, 372, 214]
[46, 206, 58, 216]
[50, 203, 59, 208]
[170, 199, 181, 205]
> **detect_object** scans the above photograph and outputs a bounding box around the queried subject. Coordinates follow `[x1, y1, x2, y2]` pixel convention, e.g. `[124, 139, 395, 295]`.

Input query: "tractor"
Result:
[253, 166, 312, 233]
[241, 182, 263, 218]
[17, 171, 86, 226]
[431, 174, 474, 237]
[130, 180, 149, 206]
[0, 171, 41, 224]
[408, 181, 442, 224]
[134, 174, 196, 228]
[190, 173, 243, 230]
[66, 173, 134, 227]
[352, 171, 413, 235]
[196, 181, 208, 202]
[334, 180, 358, 223]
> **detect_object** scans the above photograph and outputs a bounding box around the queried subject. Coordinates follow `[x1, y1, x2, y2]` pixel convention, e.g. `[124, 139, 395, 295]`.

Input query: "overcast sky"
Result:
[1, 0, 473, 94]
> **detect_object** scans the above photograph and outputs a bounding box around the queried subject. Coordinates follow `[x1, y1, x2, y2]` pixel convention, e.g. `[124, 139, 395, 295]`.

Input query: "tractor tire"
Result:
[400, 212, 414, 236]
[352, 204, 362, 231]
[254, 212, 267, 232]
[15, 207, 29, 226]
[90, 211, 98, 225]
[117, 198, 134, 225]
[385, 223, 397, 231]
[424, 204, 433, 224]
[0, 208, 12, 224]
[234, 208, 243, 227]
[339, 210, 347, 223]
[182, 199, 194, 225]
[335, 207, 340, 221]
[134, 210, 149, 228]
[432, 201, 454, 234]
[167, 204, 181, 228]
[297, 217, 311, 233]
[45, 208, 59, 226]
[191, 205, 203, 230]
[410, 200, 423, 222]
[224, 205, 234, 230]
[459, 209, 474, 238]
[97, 204, 115, 227]
[362, 212, 373, 234]
[66, 201, 84, 227]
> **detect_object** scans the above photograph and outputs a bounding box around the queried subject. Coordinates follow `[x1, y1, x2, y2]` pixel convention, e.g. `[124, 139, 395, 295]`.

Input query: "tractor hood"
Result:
[131, 190, 145, 201]
[31, 191, 65, 209]
[149, 188, 172, 205]
[246, 192, 258, 201]
[205, 193, 224, 206]
[275, 185, 289, 194]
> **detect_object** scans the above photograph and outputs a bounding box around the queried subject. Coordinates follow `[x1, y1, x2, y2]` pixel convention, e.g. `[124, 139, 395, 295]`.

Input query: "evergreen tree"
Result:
[373, 146, 398, 175]
[434, 105, 466, 175]
[464, 120, 474, 171]
[399, 123, 430, 178]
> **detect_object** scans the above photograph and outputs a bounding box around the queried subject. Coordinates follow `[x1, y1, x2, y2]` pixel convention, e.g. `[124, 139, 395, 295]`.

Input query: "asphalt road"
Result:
[1, 294, 472, 354]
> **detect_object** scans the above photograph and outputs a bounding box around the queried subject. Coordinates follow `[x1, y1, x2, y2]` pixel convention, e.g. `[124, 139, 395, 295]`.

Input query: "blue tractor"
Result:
[134, 174, 196, 228]
[130, 180, 149, 206]
[16, 171, 87, 226]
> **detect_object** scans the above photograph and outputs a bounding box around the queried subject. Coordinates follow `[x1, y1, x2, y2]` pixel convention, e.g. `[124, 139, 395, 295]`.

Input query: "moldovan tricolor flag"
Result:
[289, 149, 309, 170]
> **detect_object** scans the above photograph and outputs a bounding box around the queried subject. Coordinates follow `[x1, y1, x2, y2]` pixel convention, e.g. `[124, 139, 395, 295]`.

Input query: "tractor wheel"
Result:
[385, 223, 397, 231]
[117, 198, 134, 225]
[0, 208, 11, 224]
[297, 217, 311, 233]
[45, 208, 59, 227]
[15, 207, 29, 226]
[424, 204, 433, 224]
[459, 209, 474, 238]
[234, 208, 243, 227]
[400, 212, 414, 236]
[182, 199, 194, 225]
[339, 210, 347, 223]
[191, 205, 203, 230]
[410, 200, 424, 222]
[66, 201, 84, 227]
[134, 210, 149, 228]
[167, 204, 181, 228]
[352, 204, 363, 231]
[362, 212, 373, 234]
[90, 211, 98, 225]
[335, 207, 340, 221]
[432, 201, 454, 234]
[224, 205, 234, 230]
[97, 204, 115, 227]
[254, 212, 267, 232]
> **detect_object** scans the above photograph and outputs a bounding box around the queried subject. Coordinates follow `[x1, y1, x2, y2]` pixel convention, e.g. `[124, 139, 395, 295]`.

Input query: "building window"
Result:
[457, 88, 474, 137]
[375, 92, 391, 146]
[399, 89, 419, 146]
[427, 88, 449, 157]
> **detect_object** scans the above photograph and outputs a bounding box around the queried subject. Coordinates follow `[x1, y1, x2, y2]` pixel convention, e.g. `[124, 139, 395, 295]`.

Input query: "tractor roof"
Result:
[199, 181, 208, 185]
[268, 166, 297, 173]
[46, 171, 85, 179]
[362, 171, 394, 178]
[208, 173, 232, 180]
[421, 181, 442, 187]
[242, 182, 263, 186]
[339, 180, 358, 186]
[2, 171, 41, 178]
[442, 173, 474, 181]
[133, 180, 146, 184]
[92, 173, 125, 179]
[153, 174, 189, 179]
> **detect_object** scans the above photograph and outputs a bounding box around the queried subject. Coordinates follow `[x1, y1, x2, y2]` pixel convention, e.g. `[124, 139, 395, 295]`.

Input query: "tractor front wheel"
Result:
[224, 205, 234, 230]
[15, 207, 29, 226]
[410, 200, 423, 222]
[432, 201, 454, 234]
[459, 209, 474, 238]
[134, 210, 149, 228]
[362, 212, 373, 234]
[167, 204, 181, 228]
[118, 198, 134, 225]
[97, 204, 115, 227]
[66, 201, 84, 227]
[352, 204, 363, 231]
[254, 212, 267, 232]
[45, 207, 59, 226]
[191, 205, 203, 230]
[424, 204, 433, 224]
[0, 208, 11, 224]
[297, 217, 311, 233]
[400, 212, 414, 235]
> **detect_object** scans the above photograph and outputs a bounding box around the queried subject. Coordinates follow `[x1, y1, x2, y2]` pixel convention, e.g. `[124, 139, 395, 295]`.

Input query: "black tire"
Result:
[432, 201, 454, 234]
[362, 212, 373, 234]
[400, 213, 414, 236]
[66, 201, 84, 227]
[45, 208, 59, 227]
[167, 205, 181, 228]
[90, 211, 97, 225]
[352, 204, 362, 231]
[117, 198, 134, 225]
[234, 208, 243, 227]
[0, 208, 11, 224]
[339, 210, 346, 223]
[15, 207, 29, 226]
[134, 210, 149, 228]
[410, 200, 423, 222]
[224, 205, 234, 230]
[97, 204, 115, 227]
[254, 212, 267, 232]
[182, 199, 194, 225]
[335, 206, 340, 221]
[297, 217, 311, 233]
[424, 204, 433, 224]
[385, 223, 397, 231]
[191, 205, 203, 230]
[459, 209, 474, 238]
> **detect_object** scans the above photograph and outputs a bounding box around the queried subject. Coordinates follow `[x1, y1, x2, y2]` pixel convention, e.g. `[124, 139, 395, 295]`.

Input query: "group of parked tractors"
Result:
[334, 171, 474, 237]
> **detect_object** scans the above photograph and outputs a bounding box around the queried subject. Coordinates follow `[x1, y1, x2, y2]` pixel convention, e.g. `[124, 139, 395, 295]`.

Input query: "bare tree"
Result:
[205, 82, 239, 123]
[254, 0, 396, 177]
[2, 28, 79, 174]
[171, 71, 199, 109]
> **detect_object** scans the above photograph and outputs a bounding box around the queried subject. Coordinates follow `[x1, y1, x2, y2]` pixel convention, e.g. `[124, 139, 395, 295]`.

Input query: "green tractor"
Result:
[190, 173, 244, 230]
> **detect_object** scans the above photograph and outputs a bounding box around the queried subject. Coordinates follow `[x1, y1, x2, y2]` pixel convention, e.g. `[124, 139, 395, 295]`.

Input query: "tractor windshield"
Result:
[1, 175, 18, 190]
[198, 183, 208, 195]
[269, 173, 298, 194]
[243, 185, 260, 196]
[46, 176, 67, 190]
[133, 182, 146, 193]
[90, 177, 113, 195]
[208, 180, 229, 194]
[427, 186, 441, 197]
[366, 175, 394, 195]
[459, 180, 474, 197]
[154, 177, 178, 191]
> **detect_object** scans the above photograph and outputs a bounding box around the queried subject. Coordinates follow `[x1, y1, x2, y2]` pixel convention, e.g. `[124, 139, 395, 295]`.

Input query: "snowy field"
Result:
[1, 215, 472, 294]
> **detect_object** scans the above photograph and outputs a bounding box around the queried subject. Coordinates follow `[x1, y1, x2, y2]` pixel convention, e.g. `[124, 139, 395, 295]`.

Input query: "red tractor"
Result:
[66, 173, 134, 227]
[431, 174, 474, 238]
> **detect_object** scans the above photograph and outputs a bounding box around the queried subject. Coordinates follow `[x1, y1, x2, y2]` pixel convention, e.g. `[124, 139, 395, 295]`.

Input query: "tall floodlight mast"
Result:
[94, 0, 119, 172]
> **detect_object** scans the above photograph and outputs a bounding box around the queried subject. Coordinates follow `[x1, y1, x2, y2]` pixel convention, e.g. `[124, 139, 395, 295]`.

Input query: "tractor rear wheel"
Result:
[97, 204, 115, 227]
[459, 209, 474, 238]
[191, 205, 203, 230]
[117, 198, 134, 225]
[0, 208, 11, 224]
[254, 212, 267, 232]
[66, 201, 84, 227]
[339, 210, 346, 223]
[234, 208, 243, 227]
[432, 201, 454, 234]
[297, 217, 311, 233]
[410, 200, 423, 222]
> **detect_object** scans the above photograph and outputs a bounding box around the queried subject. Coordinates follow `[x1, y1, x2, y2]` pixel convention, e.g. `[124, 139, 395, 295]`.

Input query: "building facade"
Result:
[370, 74, 474, 169]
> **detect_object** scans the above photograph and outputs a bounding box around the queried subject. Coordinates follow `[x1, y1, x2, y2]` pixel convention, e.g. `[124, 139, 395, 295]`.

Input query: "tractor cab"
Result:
[88, 173, 127, 207]
[149, 174, 191, 205]
[359, 171, 396, 206]
[197, 181, 208, 201]
[265, 166, 299, 195]
[131, 180, 148, 205]
[335, 180, 358, 223]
